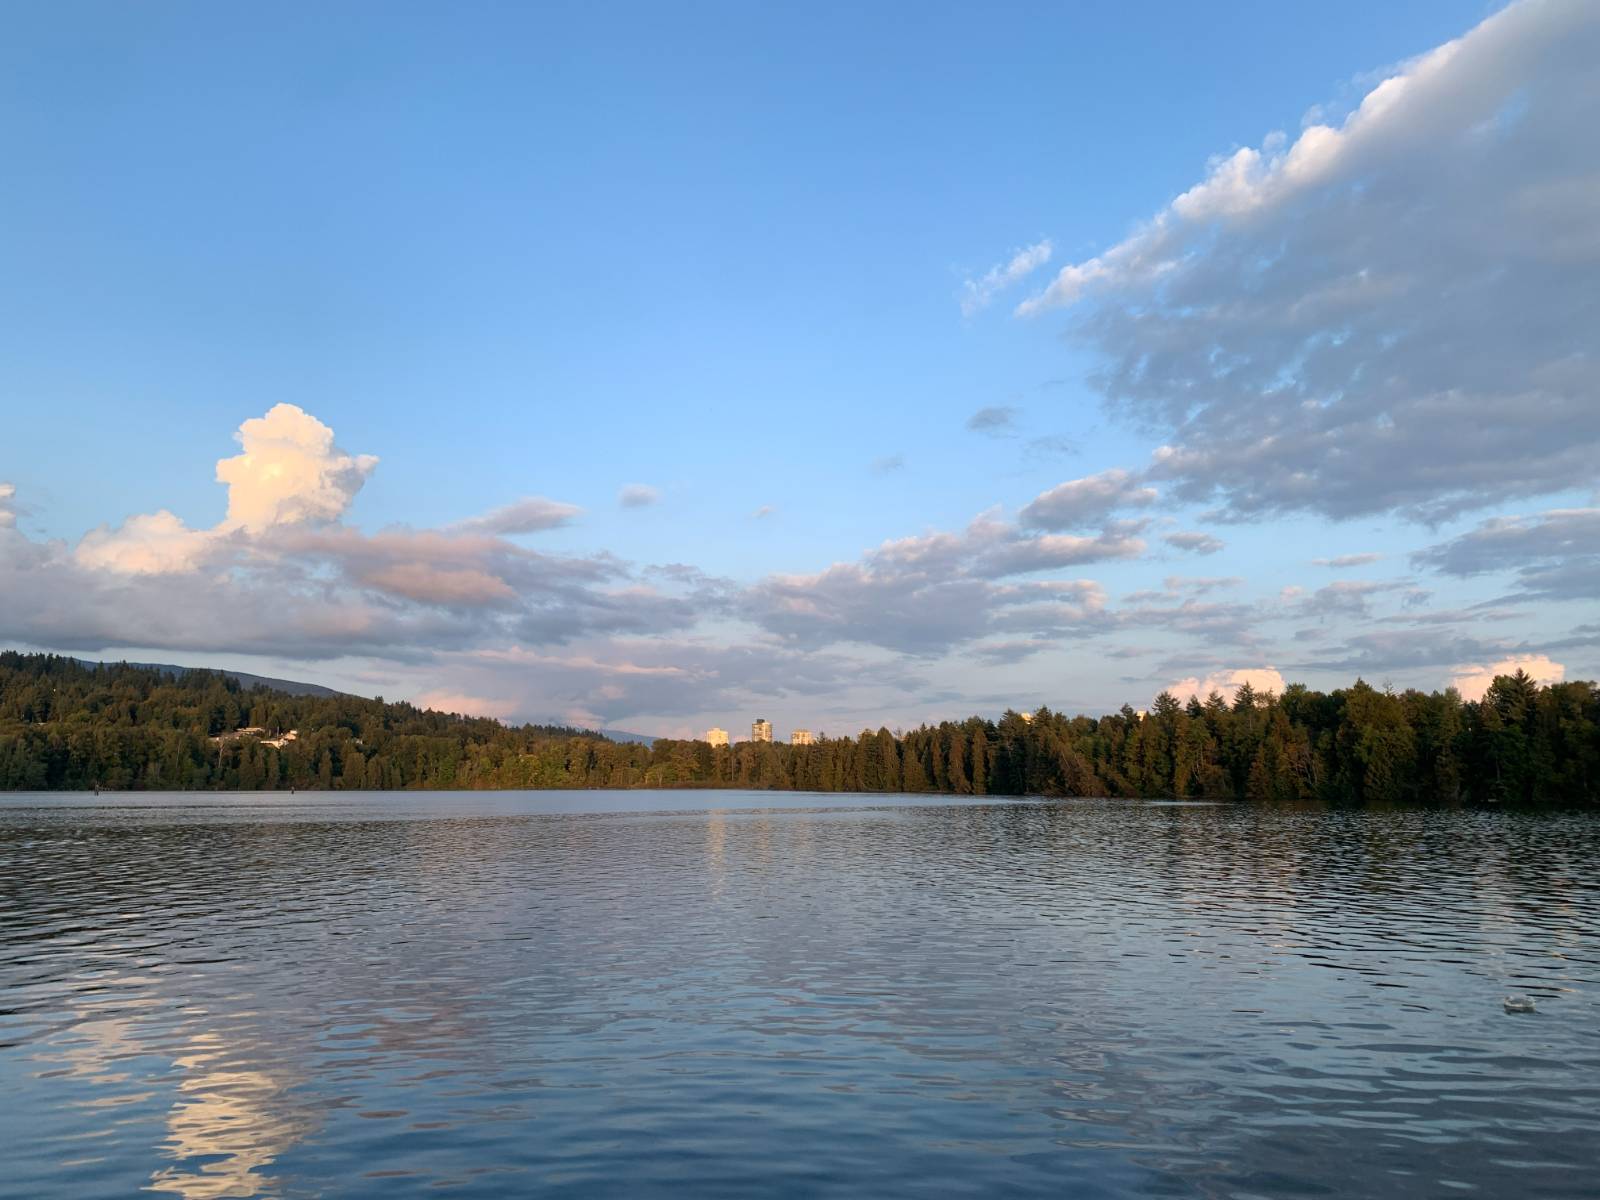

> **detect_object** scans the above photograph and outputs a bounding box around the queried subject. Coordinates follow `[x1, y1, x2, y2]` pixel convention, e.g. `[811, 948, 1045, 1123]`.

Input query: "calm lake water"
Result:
[1, 791, 1596, 1198]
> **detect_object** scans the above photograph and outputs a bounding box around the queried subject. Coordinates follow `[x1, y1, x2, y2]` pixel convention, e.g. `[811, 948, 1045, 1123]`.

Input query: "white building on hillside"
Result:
[791, 729, 814, 745]
[752, 718, 773, 743]
[706, 727, 729, 747]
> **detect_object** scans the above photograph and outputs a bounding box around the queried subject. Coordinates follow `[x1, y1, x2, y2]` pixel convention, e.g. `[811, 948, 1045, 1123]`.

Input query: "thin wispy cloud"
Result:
[618, 483, 661, 509]
[1163, 531, 1224, 556]
[960, 239, 1052, 316]
[451, 496, 582, 535]
[1022, 435, 1078, 462]
[965, 405, 1019, 436]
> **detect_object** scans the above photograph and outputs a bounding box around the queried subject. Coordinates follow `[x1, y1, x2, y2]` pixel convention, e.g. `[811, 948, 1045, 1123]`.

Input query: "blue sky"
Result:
[2, 0, 1595, 735]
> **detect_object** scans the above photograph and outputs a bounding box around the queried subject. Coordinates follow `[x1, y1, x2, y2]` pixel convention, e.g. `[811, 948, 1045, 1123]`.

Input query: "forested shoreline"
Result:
[1, 652, 1595, 803]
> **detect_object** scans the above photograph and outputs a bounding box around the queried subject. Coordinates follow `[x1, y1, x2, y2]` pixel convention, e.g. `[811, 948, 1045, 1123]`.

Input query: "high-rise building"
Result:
[752, 718, 773, 743]
[791, 729, 814, 745]
[706, 727, 729, 747]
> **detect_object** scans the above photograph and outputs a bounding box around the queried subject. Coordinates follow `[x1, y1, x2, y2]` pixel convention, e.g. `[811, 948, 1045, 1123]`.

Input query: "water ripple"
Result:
[1, 793, 1596, 1198]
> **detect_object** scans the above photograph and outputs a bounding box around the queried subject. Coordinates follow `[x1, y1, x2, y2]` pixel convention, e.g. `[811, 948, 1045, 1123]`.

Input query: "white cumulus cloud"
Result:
[1449, 653, 1564, 702]
[74, 403, 379, 574]
[217, 403, 378, 533]
[1167, 667, 1287, 704]
[75, 510, 221, 575]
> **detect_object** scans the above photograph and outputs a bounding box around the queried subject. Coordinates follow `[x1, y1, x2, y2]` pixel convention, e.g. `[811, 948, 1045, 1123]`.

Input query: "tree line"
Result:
[1, 652, 1595, 803]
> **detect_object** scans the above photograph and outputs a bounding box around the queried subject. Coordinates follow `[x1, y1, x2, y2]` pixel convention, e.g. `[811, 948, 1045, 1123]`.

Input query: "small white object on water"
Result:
[1503, 994, 1537, 1013]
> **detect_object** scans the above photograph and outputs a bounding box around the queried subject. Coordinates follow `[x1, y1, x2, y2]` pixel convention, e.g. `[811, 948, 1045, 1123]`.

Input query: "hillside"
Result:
[0, 653, 620, 790]
[71, 657, 659, 743]
[74, 657, 347, 699]
[1, 651, 1596, 801]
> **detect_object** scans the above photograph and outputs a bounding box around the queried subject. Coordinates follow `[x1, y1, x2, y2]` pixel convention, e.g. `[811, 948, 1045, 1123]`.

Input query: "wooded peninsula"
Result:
[1, 652, 1595, 803]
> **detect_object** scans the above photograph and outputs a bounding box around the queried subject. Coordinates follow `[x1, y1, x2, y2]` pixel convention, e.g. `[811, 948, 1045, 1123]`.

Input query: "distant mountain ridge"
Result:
[75, 658, 346, 699]
[598, 729, 657, 746]
[72, 656, 658, 744]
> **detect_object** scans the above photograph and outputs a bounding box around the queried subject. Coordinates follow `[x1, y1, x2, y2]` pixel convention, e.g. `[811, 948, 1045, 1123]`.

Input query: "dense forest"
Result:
[1, 652, 1596, 803]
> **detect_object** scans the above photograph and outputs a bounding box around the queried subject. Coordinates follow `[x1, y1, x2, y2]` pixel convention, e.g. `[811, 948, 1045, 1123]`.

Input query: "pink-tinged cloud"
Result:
[1167, 667, 1286, 703]
[410, 690, 521, 721]
[356, 563, 518, 606]
[1448, 654, 1564, 702]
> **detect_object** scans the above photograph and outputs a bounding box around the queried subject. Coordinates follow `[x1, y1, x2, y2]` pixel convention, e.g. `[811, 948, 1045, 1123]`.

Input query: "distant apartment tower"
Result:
[706, 727, 729, 747]
[791, 729, 814, 746]
[752, 718, 773, 743]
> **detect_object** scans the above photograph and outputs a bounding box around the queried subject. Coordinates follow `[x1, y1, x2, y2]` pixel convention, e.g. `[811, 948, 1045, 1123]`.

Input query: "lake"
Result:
[1, 791, 1596, 1198]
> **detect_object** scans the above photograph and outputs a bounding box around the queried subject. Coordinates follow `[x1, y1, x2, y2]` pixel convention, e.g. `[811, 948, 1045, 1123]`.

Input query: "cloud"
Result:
[1312, 553, 1384, 568]
[1415, 508, 1598, 575]
[972, 640, 1054, 666]
[0, 482, 15, 528]
[4, 529, 459, 662]
[961, 239, 1052, 316]
[3, 408, 715, 668]
[1375, 605, 1517, 628]
[752, 505, 776, 519]
[739, 504, 1295, 662]
[12, 384, 1579, 728]
[1164, 575, 1241, 595]
[618, 484, 660, 509]
[870, 454, 906, 475]
[1022, 434, 1079, 461]
[355, 562, 519, 606]
[744, 510, 1133, 655]
[74, 510, 221, 575]
[978, 527, 1145, 576]
[1163, 530, 1224, 555]
[1412, 508, 1599, 602]
[1019, 468, 1157, 531]
[1293, 579, 1409, 621]
[1106, 645, 1156, 660]
[453, 641, 932, 728]
[1166, 667, 1286, 703]
[1017, 0, 1600, 522]
[450, 496, 581, 535]
[1294, 629, 1517, 675]
[5, 506, 709, 663]
[966, 405, 1019, 435]
[6, 406, 1146, 720]
[71, 403, 380, 575]
[1449, 653, 1565, 702]
[409, 690, 522, 721]
[217, 403, 378, 532]
[985, 580, 1118, 640]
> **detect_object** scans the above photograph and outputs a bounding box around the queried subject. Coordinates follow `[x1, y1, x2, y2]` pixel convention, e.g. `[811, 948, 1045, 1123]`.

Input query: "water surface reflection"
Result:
[2, 793, 1596, 1197]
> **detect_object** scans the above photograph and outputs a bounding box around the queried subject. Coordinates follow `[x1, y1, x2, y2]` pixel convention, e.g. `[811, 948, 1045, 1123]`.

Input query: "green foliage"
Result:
[1, 654, 1595, 802]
